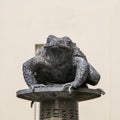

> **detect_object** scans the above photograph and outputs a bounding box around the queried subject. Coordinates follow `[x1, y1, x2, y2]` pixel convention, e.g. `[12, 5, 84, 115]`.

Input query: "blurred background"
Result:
[0, 0, 119, 120]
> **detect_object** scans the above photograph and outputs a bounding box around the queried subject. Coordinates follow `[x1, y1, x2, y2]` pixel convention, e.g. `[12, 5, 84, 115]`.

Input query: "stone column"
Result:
[40, 100, 78, 120]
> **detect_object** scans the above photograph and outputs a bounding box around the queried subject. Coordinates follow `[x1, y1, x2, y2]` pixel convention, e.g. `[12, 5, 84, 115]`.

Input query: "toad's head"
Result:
[44, 35, 74, 65]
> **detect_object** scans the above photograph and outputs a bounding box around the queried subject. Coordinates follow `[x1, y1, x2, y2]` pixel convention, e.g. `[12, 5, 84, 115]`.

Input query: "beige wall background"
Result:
[0, 0, 120, 120]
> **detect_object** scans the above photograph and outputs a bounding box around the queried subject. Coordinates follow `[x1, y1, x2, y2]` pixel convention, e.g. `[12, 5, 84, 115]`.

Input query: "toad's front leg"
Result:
[72, 57, 89, 88]
[62, 57, 89, 93]
[23, 55, 45, 88]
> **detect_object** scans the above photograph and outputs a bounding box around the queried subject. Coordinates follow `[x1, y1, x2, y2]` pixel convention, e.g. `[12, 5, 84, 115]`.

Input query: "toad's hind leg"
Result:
[87, 64, 100, 86]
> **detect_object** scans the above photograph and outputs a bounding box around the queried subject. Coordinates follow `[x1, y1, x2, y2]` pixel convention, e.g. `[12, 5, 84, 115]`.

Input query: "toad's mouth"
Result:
[45, 45, 72, 51]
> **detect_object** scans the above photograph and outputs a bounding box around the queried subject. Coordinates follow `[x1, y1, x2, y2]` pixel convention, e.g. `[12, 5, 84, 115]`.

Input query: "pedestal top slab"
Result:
[16, 85, 104, 102]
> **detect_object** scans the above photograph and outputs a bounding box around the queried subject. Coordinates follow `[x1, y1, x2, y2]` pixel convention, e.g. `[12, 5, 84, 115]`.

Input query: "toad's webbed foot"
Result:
[62, 83, 73, 94]
[30, 84, 46, 92]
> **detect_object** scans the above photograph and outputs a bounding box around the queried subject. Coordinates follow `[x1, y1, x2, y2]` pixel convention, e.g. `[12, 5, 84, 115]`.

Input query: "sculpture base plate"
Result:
[16, 85, 104, 102]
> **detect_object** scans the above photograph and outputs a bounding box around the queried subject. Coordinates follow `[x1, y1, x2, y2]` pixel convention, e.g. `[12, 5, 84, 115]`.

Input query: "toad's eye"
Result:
[47, 37, 52, 43]
[63, 36, 72, 43]
[66, 38, 72, 44]
[47, 35, 55, 43]
[66, 39, 71, 43]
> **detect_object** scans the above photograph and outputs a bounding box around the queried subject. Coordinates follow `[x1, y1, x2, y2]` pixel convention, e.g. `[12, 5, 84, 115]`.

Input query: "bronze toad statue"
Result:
[23, 35, 100, 93]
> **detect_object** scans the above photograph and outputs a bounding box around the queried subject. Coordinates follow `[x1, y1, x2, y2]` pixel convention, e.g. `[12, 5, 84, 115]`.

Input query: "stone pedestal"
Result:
[40, 100, 78, 120]
[16, 85, 104, 120]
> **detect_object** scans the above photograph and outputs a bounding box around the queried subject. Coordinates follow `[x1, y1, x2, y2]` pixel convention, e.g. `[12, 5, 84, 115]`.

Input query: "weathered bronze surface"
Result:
[22, 35, 102, 93]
